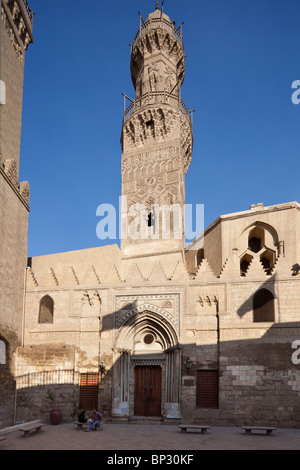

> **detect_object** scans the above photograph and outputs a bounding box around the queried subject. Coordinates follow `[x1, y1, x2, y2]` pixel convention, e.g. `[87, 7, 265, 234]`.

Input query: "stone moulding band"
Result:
[123, 91, 192, 126]
[0, 167, 30, 211]
[131, 359, 165, 366]
[114, 308, 180, 351]
[116, 303, 178, 329]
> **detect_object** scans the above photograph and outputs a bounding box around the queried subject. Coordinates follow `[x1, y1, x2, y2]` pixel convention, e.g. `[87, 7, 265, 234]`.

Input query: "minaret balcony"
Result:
[123, 91, 192, 127]
[132, 14, 183, 51]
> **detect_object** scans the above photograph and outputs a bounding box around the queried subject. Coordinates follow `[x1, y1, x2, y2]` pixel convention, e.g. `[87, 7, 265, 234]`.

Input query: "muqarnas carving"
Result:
[124, 107, 178, 148]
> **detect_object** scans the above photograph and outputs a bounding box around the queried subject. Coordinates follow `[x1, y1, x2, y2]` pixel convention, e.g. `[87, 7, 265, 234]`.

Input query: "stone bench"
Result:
[0, 420, 43, 437]
[242, 426, 277, 436]
[178, 425, 210, 434]
[74, 421, 101, 431]
[19, 423, 46, 438]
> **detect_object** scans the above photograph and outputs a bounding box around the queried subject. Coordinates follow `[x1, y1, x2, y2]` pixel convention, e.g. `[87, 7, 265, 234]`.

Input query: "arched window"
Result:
[0, 340, 6, 365]
[253, 289, 275, 323]
[39, 295, 54, 324]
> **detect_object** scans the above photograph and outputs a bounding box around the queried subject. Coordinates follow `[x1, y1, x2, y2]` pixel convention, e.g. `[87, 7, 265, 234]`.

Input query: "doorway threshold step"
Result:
[129, 416, 163, 424]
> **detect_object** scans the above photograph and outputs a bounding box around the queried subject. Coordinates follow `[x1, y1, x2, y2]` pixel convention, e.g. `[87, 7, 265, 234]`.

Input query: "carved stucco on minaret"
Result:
[121, 7, 193, 257]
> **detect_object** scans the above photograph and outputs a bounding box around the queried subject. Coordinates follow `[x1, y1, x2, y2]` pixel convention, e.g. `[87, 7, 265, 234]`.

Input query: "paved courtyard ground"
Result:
[0, 422, 299, 452]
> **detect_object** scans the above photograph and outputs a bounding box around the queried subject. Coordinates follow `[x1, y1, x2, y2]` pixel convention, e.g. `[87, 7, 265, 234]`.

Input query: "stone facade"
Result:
[1, 4, 300, 429]
[0, 0, 32, 427]
[17, 202, 300, 427]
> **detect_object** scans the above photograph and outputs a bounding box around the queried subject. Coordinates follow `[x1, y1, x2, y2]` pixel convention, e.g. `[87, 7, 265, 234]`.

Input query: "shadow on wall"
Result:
[8, 319, 300, 428]
[13, 371, 112, 425]
[237, 274, 277, 320]
[0, 330, 25, 427]
[2, 276, 300, 427]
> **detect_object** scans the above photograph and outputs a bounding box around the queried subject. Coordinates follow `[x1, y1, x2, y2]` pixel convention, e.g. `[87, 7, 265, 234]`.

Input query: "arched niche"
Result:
[239, 222, 279, 254]
[112, 307, 181, 419]
[38, 295, 54, 324]
[253, 288, 275, 323]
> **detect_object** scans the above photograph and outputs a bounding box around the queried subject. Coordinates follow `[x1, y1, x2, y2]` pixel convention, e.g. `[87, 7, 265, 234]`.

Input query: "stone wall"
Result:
[0, 0, 32, 428]
[14, 343, 114, 423]
[180, 337, 300, 428]
[1, 1, 24, 173]
[0, 171, 29, 427]
[0, 172, 29, 338]
[180, 277, 300, 428]
[15, 346, 79, 423]
[0, 335, 17, 428]
[218, 340, 300, 428]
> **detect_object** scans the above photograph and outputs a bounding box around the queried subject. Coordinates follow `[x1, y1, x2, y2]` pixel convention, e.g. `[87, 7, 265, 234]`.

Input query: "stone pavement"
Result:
[0, 422, 300, 451]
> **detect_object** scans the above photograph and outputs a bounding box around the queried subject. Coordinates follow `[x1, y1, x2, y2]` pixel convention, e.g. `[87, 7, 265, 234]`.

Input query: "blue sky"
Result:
[20, 0, 300, 257]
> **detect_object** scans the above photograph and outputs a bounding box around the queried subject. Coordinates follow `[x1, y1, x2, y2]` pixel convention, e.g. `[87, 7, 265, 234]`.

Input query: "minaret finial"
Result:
[156, 0, 160, 10]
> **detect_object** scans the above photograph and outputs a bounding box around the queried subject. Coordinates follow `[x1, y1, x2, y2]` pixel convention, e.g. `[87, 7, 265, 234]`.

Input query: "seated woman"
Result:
[78, 410, 87, 423]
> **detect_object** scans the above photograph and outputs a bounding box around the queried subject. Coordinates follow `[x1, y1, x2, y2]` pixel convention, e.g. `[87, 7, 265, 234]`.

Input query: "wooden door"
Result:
[134, 366, 162, 417]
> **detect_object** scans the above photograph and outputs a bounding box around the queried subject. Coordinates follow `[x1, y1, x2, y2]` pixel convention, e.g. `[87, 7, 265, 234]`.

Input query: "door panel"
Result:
[134, 366, 162, 417]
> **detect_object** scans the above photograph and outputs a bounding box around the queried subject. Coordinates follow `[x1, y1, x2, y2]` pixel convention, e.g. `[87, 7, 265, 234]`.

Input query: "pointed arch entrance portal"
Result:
[112, 307, 181, 420]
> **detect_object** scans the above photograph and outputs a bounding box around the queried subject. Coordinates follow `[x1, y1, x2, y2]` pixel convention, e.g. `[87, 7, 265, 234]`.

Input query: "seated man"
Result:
[87, 409, 102, 431]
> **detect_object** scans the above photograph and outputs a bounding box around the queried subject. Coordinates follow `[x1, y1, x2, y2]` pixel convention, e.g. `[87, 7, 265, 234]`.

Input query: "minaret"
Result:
[121, 3, 193, 259]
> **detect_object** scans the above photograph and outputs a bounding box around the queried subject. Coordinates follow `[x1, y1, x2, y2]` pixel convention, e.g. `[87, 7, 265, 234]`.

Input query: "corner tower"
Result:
[0, 0, 34, 176]
[121, 4, 193, 259]
[0, 0, 33, 427]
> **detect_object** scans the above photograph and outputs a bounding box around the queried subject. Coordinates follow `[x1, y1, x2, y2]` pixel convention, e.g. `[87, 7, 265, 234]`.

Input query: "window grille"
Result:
[196, 370, 219, 409]
[79, 373, 99, 410]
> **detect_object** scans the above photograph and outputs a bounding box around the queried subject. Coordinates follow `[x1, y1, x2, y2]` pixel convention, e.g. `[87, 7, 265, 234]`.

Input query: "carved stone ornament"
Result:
[123, 107, 179, 149]
[3, 159, 18, 187]
[19, 181, 30, 205]
[131, 29, 185, 88]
